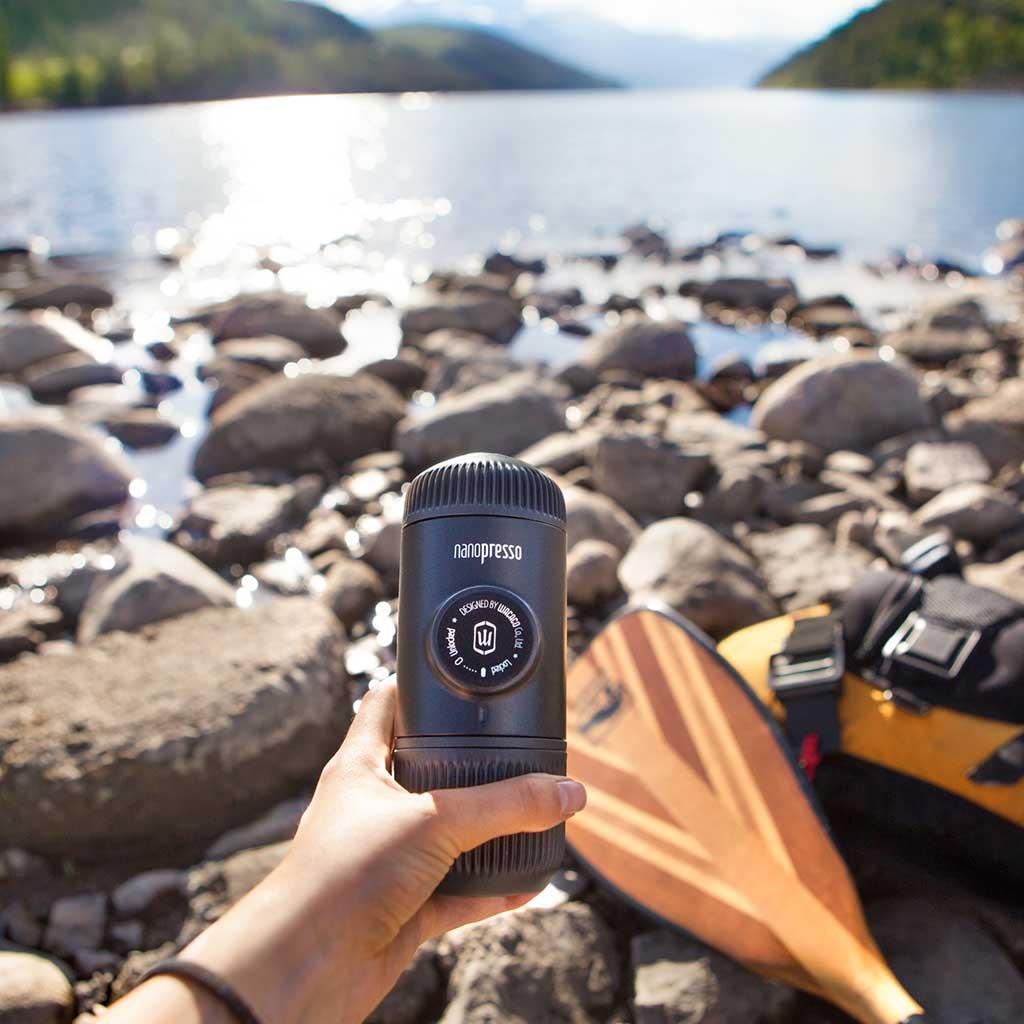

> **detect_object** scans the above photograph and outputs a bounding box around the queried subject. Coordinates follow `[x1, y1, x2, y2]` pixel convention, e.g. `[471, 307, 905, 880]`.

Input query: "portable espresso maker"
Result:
[394, 452, 567, 895]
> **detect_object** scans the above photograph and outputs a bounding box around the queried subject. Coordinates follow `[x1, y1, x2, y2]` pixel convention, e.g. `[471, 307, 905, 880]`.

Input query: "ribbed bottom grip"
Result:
[394, 746, 567, 895]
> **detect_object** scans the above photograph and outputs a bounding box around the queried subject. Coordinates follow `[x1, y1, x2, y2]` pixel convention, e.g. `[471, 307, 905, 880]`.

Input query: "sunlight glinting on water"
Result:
[189, 94, 451, 299]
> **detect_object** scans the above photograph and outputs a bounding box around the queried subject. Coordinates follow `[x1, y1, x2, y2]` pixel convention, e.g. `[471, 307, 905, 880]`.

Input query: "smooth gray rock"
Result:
[903, 441, 991, 505]
[581, 318, 697, 380]
[0, 948, 74, 1024]
[0, 600, 347, 859]
[567, 539, 621, 608]
[914, 483, 1023, 545]
[887, 325, 994, 364]
[212, 296, 346, 358]
[438, 904, 619, 1024]
[24, 354, 121, 403]
[319, 557, 385, 629]
[171, 483, 301, 567]
[0, 314, 106, 376]
[517, 429, 600, 475]
[950, 379, 1024, 438]
[396, 374, 565, 470]
[43, 894, 106, 958]
[111, 869, 187, 919]
[77, 537, 234, 642]
[1, 903, 42, 949]
[0, 419, 131, 543]
[747, 524, 873, 611]
[620, 519, 778, 638]
[91, 407, 179, 449]
[563, 483, 640, 555]
[698, 276, 796, 311]
[752, 353, 931, 453]
[631, 930, 796, 1024]
[590, 430, 710, 520]
[665, 413, 767, 455]
[401, 295, 522, 345]
[193, 373, 403, 482]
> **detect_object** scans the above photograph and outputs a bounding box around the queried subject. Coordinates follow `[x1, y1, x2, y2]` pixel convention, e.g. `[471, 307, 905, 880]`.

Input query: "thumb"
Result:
[430, 773, 586, 854]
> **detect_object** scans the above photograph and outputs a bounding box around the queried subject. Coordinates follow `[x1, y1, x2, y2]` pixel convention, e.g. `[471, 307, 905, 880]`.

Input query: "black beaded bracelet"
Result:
[138, 958, 263, 1024]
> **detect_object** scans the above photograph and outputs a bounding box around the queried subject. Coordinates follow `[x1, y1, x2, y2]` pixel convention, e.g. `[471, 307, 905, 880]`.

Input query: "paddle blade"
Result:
[567, 605, 923, 1024]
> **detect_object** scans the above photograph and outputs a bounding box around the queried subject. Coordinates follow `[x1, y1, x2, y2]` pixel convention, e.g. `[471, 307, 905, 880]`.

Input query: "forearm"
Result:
[103, 975, 238, 1024]
[103, 860, 355, 1024]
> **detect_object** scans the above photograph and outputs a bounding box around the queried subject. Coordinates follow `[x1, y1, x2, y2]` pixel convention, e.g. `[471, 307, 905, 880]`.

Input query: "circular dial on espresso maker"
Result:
[430, 585, 541, 696]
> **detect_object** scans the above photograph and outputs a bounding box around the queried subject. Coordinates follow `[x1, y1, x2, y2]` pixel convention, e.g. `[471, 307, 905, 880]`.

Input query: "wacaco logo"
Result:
[453, 542, 524, 564]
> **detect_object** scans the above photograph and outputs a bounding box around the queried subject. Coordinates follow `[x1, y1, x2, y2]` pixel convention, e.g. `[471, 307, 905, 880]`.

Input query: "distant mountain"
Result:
[761, 0, 1024, 89]
[0, 0, 613, 111]
[370, 2, 794, 87]
[376, 23, 616, 90]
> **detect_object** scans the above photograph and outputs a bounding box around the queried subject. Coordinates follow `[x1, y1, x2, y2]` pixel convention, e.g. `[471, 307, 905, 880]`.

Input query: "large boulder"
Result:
[0, 947, 75, 1024]
[212, 296, 346, 358]
[193, 373, 404, 482]
[590, 430, 710, 520]
[0, 313, 109, 376]
[401, 295, 522, 345]
[563, 483, 640, 555]
[77, 537, 235, 642]
[438, 904, 619, 1024]
[752, 353, 931, 453]
[396, 375, 565, 470]
[580, 318, 697, 380]
[619, 519, 778, 638]
[0, 599, 347, 859]
[0, 419, 132, 544]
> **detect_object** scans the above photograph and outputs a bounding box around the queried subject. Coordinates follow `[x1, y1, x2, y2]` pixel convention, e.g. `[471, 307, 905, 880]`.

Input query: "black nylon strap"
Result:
[139, 958, 263, 1024]
[770, 615, 844, 760]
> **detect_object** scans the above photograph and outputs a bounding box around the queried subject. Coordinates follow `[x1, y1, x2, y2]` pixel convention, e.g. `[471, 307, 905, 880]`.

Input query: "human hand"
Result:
[108, 679, 586, 1024]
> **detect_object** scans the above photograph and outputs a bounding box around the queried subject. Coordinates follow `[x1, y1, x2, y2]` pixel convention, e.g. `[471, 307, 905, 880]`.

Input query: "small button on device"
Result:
[430, 585, 541, 696]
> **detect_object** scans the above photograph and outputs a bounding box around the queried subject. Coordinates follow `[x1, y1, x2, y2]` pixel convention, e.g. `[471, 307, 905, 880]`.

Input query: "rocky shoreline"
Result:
[1, 219, 1024, 1022]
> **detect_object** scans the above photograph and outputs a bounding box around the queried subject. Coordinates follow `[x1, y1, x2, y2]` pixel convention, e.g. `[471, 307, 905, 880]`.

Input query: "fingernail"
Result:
[557, 779, 586, 817]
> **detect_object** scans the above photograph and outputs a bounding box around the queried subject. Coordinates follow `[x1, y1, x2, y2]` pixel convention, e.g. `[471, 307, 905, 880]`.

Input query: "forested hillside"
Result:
[760, 0, 1024, 89]
[0, 0, 612, 109]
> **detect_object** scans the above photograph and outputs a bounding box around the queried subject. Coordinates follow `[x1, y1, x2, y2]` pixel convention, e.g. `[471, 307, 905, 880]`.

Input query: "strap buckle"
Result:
[879, 611, 980, 681]
[769, 620, 845, 699]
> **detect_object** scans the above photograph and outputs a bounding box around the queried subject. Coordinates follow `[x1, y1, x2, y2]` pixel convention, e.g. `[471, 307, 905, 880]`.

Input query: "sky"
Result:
[331, 0, 881, 40]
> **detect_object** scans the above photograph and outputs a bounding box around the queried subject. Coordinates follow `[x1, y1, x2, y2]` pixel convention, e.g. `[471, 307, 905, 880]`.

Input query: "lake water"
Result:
[2, 88, 1022, 269]
[1, 87, 1022, 606]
